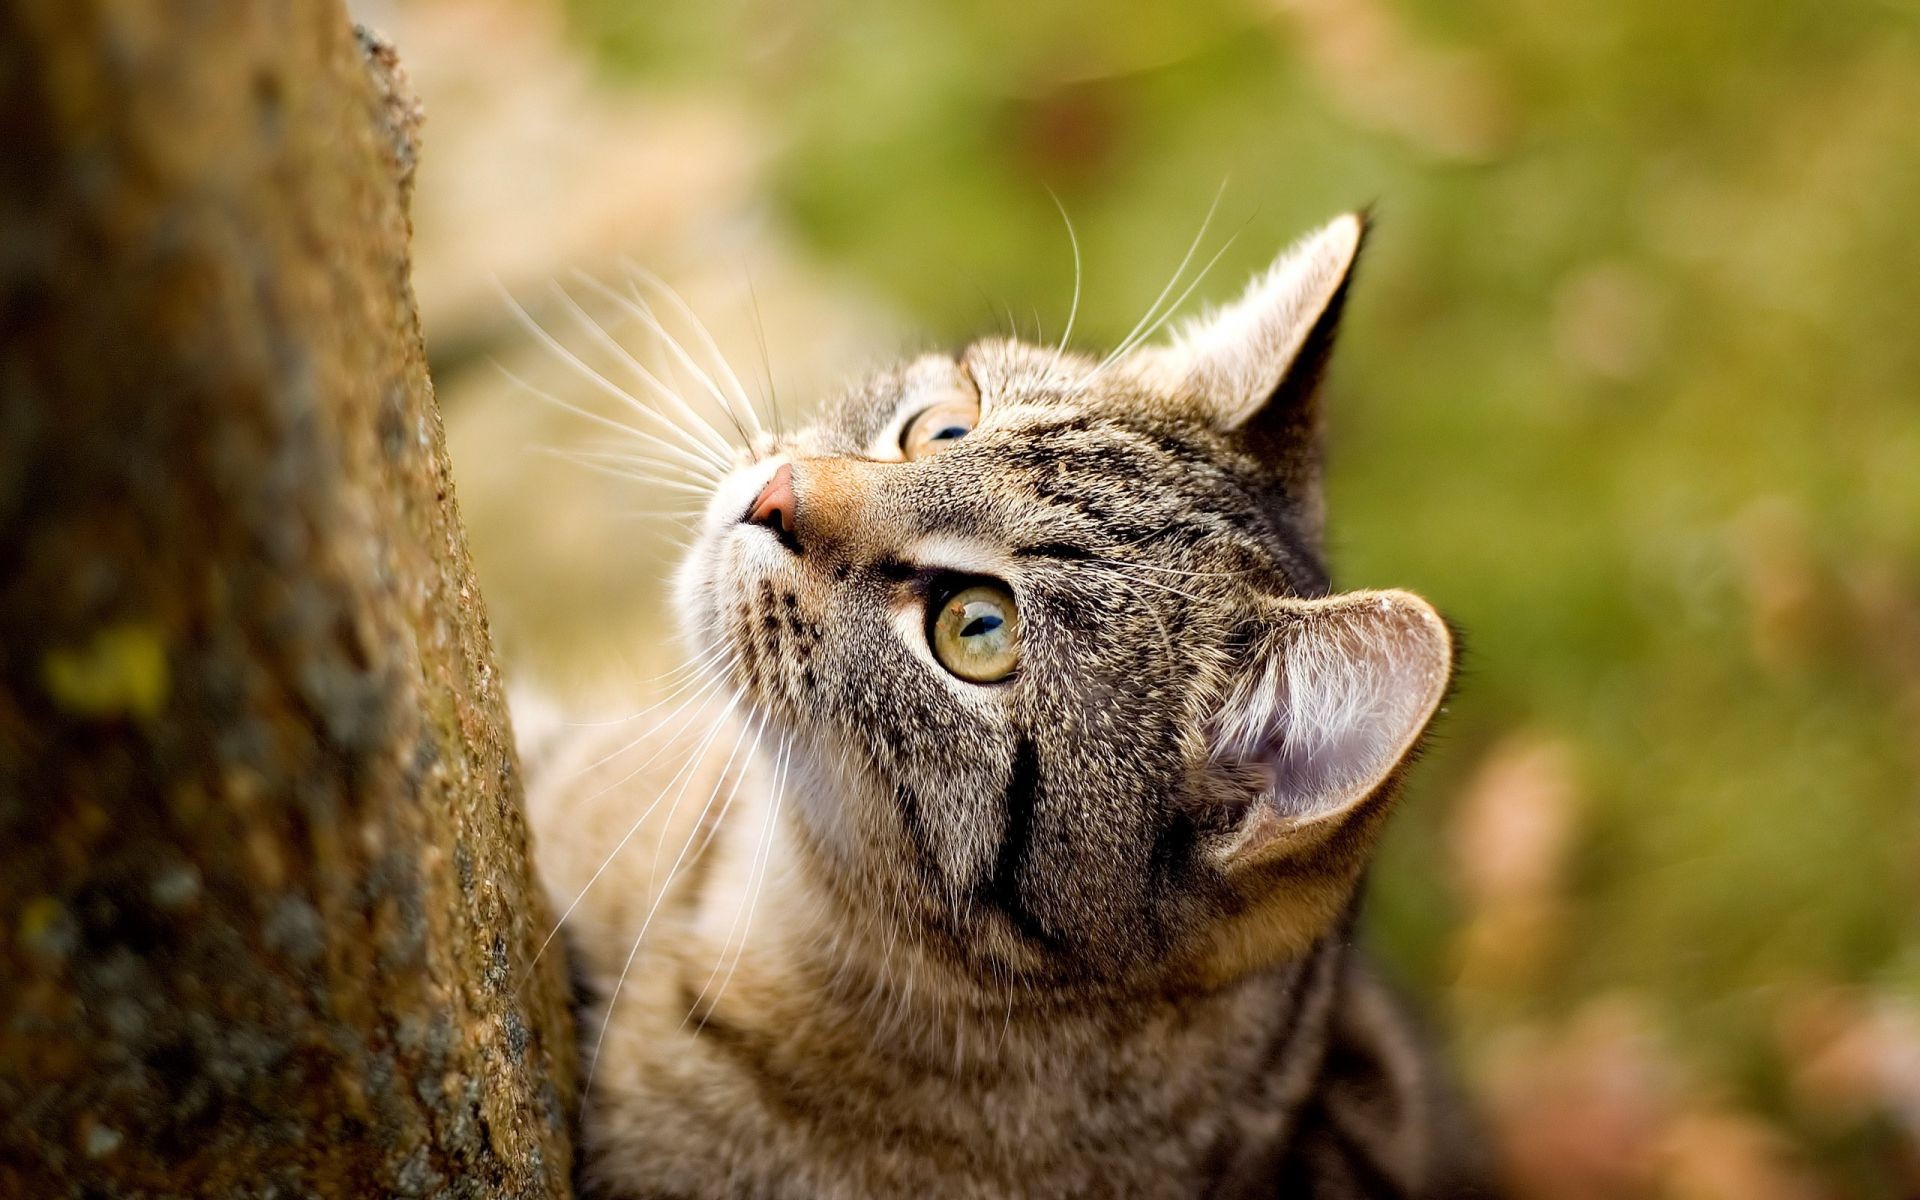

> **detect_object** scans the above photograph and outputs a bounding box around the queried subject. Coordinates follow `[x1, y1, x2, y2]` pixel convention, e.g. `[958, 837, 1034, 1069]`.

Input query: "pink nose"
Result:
[746, 462, 796, 538]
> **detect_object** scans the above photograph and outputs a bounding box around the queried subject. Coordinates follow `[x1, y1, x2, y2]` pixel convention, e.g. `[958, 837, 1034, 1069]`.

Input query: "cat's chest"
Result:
[573, 951, 1307, 1200]
[578, 1025, 1247, 1200]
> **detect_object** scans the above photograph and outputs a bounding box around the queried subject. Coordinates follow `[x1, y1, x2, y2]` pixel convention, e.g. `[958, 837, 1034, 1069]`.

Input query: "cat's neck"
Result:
[567, 735, 1351, 1194]
[681, 770, 1344, 1113]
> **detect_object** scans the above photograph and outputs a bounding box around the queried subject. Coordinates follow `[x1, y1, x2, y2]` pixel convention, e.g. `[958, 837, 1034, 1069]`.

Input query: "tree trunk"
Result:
[0, 2, 577, 1195]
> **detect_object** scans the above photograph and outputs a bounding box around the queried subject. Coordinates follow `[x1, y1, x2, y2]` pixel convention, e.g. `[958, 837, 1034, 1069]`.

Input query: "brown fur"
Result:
[521, 215, 1500, 1197]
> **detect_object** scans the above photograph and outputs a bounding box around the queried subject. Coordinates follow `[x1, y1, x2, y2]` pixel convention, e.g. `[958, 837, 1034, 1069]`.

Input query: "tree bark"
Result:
[0, 3, 577, 1195]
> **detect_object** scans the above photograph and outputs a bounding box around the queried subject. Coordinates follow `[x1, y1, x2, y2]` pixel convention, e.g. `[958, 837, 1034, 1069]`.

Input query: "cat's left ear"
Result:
[1133, 212, 1365, 432]
[1190, 587, 1451, 983]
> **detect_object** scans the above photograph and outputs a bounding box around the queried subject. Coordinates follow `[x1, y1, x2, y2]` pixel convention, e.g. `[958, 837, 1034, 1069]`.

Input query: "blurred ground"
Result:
[366, 0, 1920, 1193]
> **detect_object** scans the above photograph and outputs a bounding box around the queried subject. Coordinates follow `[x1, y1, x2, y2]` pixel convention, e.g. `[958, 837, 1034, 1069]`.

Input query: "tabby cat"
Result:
[518, 213, 1498, 1198]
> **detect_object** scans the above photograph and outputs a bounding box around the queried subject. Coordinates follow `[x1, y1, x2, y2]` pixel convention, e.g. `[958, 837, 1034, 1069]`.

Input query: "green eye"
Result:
[930, 584, 1019, 683]
[901, 396, 978, 459]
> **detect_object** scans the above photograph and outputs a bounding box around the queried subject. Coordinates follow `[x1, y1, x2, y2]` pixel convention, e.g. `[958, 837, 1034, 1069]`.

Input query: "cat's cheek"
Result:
[670, 536, 720, 652]
[785, 749, 863, 867]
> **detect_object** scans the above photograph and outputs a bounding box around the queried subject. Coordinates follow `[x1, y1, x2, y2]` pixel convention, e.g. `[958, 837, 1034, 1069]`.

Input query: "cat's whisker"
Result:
[624, 283, 755, 452]
[577, 460, 713, 506]
[623, 262, 764, 418]
[495, 359, 727, 484]
[570, 683, 739, 813]
[559, 455, 718, 500]
[567, 272, 755, 453]
[634, 717, 772, 1027]
[685, 730, 790, 1034]
[551, 439, 712, 483]
[646, 702, 763, 880]
[1096, 221, 1247, 370]
[521, 666, 739, 979]
[587, 660, 726, 723]
[544, 446, 719, 498]
[547, 279, 743, 462]
[647, 294, 758, 455]
[743, 273, 785, 441]
[1077, 560, 1207, 605]
[586, 701, 753, 1092]
[1079, 182, 1225, 386]
[607, 504, 705, 531]
[496, 283, 735, 474]
[663, 711, 768, 920]
[552, 645, 733, 728]
[570, 649, 736, 775]
[1045, 188, 1083, 383]
[655, 533, 703, 559]
[617, 261, 767, 444]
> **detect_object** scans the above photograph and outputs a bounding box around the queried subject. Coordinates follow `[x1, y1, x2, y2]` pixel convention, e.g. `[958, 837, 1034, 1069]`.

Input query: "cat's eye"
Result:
[929, 583, 1019, 683]
[900, 397, 978, 460]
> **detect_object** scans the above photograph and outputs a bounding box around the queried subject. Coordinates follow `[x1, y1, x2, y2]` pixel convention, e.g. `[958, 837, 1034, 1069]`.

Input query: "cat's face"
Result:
[675, 216, 1452, 989]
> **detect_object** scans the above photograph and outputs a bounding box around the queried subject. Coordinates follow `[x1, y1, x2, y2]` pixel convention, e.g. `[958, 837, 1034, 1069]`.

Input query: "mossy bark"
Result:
[0, 2, 577, 1195]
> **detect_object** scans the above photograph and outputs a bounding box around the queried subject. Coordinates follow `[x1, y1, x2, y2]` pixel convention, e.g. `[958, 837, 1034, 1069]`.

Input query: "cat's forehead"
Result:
[815, 339, 1171, 452]
[782, 340, 1321, 599]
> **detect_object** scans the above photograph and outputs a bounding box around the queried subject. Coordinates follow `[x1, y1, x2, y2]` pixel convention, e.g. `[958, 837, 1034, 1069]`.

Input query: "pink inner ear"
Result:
[1214, 592, 1451, 823]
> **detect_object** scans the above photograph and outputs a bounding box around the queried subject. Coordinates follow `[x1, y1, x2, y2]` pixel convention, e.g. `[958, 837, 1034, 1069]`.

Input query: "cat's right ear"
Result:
[1127, 213, 1366, 552]
[1129, 212, 1366, 438]
[1187, 587, 1451, 985]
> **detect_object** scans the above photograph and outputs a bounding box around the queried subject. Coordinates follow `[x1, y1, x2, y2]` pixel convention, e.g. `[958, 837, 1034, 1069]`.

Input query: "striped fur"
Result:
[521, 215, 1499, 1197]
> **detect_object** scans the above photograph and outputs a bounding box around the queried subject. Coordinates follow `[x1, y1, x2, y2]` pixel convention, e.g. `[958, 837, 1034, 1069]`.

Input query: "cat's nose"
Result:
[745, 463, 797, 544]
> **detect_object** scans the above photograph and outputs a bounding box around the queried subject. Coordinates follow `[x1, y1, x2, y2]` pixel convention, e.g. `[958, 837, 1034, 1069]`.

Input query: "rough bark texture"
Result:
[0, 2, 577, 1195]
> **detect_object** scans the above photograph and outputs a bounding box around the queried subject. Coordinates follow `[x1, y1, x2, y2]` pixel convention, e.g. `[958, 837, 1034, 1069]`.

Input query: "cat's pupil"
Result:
[932, 425, 967, 441]
[960, 614, 1000, 638]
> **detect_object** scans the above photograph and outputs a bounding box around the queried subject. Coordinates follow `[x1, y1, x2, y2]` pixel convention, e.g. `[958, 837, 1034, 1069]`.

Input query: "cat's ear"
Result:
[1131, 212, 1366, 435]
[1190, 588, 1451, 983]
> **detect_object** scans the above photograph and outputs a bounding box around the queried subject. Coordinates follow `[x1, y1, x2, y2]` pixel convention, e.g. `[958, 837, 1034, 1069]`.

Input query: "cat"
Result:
[517, 213, 1500, 1198]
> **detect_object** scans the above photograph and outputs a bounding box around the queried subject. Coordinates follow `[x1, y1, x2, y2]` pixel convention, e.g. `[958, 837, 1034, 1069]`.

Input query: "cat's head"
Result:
[676, 214, 1452, 990]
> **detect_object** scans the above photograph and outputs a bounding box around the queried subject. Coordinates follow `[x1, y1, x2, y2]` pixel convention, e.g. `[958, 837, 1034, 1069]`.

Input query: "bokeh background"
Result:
[351, 0, 1920, 1193]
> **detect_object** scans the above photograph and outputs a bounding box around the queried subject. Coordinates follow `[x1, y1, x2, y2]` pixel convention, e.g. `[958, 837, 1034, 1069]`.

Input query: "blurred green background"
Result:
[379, 0, 1920, 1191]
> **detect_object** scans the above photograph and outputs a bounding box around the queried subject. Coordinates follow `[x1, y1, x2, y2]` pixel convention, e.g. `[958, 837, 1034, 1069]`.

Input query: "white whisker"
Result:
[521, 665, 737, 977]
[1098, 223, 1246, 370]
[495, 281, 733, 473]
[648, 704, 761, 878]
[690, 731, 789, 1032]
[1080, 182, 1231, 384]
[556, 451, 719, 499]
[572, 659, 736, 780]
[552, 646, 732, 727]
[496, 361, 724, 483]
[616, 262, 766, 442]
[743, 272, 783, 439]
[1081, 561, 1206, 604]
[586, 701, 751, 1091]
[547, 280, 741, 461]
[1045, 188, 1083, 381]
[567, 272, 757, 453]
